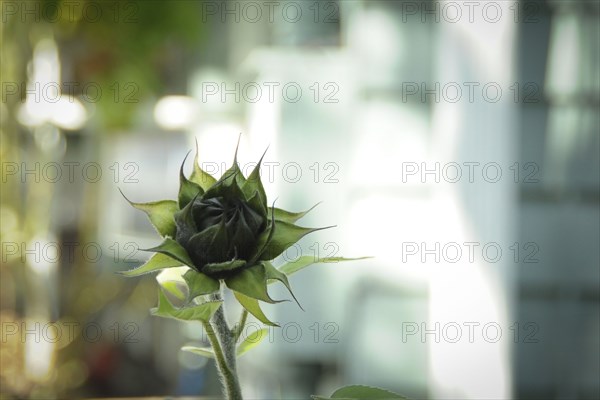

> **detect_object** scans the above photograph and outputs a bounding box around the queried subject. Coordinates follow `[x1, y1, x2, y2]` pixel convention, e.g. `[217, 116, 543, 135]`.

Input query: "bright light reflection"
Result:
[27, 234, 58, 276]
[193, 123, 246, 179]
[546, 13, 580, 96]
[17, 38, 87, 130]
[50, 98, 87, 129]
[154, 96, 199, 130]
[24, 319, 55, 382]
[349, 9, 402, 65]
[156, 266, 188, 286]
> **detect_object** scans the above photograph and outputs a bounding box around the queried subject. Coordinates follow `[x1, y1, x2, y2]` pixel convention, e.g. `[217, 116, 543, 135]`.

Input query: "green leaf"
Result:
[178, 153, 203, 209]
[257, 220, 334, 261]
[263, 261, 302, 310]
[183, 269, 220, 299]
[160, 280, 186, 301]
[224, 263, 280, 304]
[190, 139, 217, 190]
[236, 328, 269, 356]
[151, 289, 221, 321]
[312, 385, 408, 400]
[182, 346, 215, 359]
[202, 259, 246, 276]
[120, 190, 178, 238]
[233, 292, 278, 327]
[118, 252, 183, 277]
[273, 203, 320, 224]
[142, 238, 194, 268]
[279, 256, 373, 276]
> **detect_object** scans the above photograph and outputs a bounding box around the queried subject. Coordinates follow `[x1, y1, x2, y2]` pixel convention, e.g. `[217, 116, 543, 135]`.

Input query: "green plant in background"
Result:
[119, 140, 403, 400]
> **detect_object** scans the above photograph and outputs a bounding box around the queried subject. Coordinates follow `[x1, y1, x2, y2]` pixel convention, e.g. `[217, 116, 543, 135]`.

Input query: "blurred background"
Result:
[1, 0, 599, 399]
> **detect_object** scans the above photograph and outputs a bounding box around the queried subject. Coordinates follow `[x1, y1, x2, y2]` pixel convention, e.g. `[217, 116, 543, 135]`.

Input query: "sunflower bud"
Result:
[119, 140, 369, 325]
[120, 139, 368, 351]
[174, 166, 268, 278]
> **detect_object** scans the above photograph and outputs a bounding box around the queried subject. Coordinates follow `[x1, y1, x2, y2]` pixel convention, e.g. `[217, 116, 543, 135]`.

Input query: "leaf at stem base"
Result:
[182, 346, 215, 359]
[311, 384, 408, 399]
[236, 328, 269, 357]
[151, 289, 221, 321]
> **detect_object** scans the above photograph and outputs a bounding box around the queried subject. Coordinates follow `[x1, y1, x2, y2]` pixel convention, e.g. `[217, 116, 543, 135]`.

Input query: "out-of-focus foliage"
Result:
[0, 2, 209, 398]
[2, 0, 207, 129]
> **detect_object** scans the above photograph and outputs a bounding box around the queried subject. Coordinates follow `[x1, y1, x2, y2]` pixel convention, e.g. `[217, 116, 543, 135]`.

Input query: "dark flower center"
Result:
[175, 194, 266, 275]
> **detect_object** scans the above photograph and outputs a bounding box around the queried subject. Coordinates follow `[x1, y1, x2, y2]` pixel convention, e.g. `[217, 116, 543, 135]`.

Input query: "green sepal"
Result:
[205, 136, 244, 196]
[232, 140, 247, 189]
[220, 161, 244, 189]
[278, 256, 373, 277]
[241, 148, 268, 212]
[202, 166, 242, 201]
[151, 289, 222, 321]
[183, 269, 220, 300]
[224, 263, 281, 304]
[181, 346, 215, 359]
[237, 328, 269, 357]
[202, 259, 246, 276]
[118, 253, 183, 277]
[173, 193, 198, 244]
[246, 191, 268, 220]
[263, 261, 302, 310]
[190, 139, 217, 190]
[311, 385, 408, 399]
[186, 221, 229, 269]
[257, 220, 334, 261]
[273, 203, 320, 224]
[142, 238, 194, 268]
[120, 189, 178, 238]
[231, 133, 246, 187]
[233, 291, 278, 327]
[249, 204, 276, 265]
[178, 153, 204, 209]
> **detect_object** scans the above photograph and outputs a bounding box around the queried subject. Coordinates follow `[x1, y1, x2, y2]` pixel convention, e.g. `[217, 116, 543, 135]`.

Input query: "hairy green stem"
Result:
[207, 290, 243, 400]
[234, 309, 248, 342]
